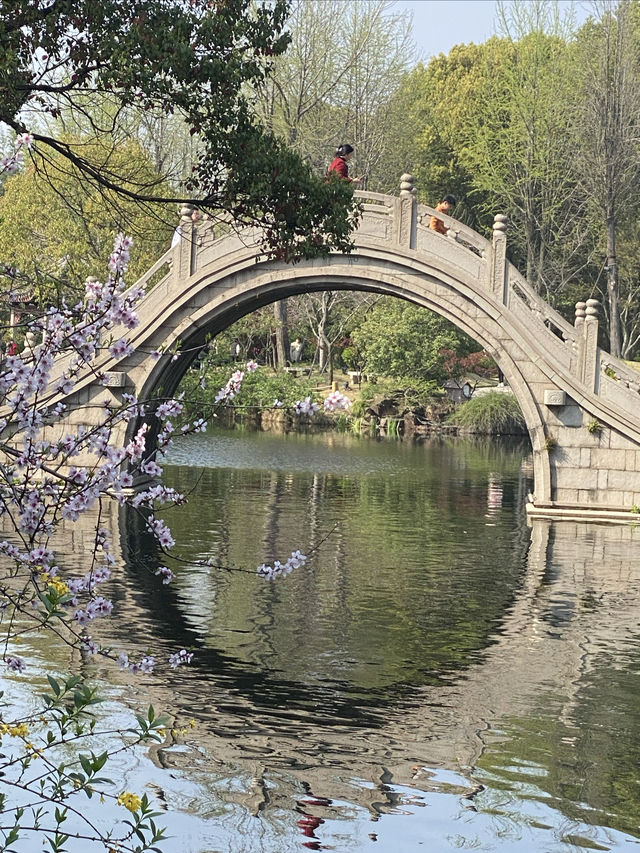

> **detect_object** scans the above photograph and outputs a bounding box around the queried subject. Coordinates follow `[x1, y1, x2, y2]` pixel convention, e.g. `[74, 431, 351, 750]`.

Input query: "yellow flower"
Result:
[1, 723, 30, 738]
[47, 578, 69, 596]
[117, 792, 142, 813]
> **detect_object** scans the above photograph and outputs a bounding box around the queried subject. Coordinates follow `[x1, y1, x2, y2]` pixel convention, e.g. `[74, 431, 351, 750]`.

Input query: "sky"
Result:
[394, 0, 594, 60]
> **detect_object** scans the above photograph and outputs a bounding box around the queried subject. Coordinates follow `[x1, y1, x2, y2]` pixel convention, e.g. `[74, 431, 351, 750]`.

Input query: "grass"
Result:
[447, 392, 526, 435]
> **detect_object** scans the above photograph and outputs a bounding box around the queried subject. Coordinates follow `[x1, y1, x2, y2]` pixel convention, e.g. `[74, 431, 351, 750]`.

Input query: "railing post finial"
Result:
[400, 174, 415, 197]
[493, 213, 508, 236]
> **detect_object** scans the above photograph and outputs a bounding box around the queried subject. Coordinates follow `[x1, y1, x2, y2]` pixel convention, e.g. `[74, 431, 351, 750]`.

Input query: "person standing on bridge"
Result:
[429, 194, 457, 235]
[171, 208, 201, 248]
[327, 144, 365, 185]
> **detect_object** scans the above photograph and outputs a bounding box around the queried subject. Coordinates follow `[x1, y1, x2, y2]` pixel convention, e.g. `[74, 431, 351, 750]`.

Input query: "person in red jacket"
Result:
[327, 144, 364, 185]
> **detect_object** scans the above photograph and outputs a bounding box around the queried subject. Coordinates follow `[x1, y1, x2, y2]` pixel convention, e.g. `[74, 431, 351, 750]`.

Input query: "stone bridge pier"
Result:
[23, 176, 640, 521]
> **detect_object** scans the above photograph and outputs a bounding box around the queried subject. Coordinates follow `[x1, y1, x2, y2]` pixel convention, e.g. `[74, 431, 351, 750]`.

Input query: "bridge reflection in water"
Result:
[24, 435, 639, 852]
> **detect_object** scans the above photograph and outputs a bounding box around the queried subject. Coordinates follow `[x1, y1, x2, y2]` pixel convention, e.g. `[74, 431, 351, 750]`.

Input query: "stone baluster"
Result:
[574, 301, 586, 383]
[491, 214, 508, 304]
[176, 203, 196, 279]
[584, 298, 600, 393]
[396, 173, 417, 249]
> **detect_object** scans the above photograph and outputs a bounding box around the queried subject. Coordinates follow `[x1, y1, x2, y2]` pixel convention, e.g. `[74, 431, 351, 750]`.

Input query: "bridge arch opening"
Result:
[129, 253, 544, 495]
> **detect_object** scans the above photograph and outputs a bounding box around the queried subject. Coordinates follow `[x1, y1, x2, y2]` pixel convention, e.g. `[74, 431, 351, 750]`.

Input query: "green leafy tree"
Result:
[350, 297, 477, 383]
[0, 139, 169, 306]
[0, 0, 357, 262]
[387, 3, 594, 307]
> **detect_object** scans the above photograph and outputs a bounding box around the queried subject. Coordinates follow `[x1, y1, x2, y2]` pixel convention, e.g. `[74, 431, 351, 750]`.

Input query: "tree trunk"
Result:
[316, 292, 330, 372]
[606, 211, 622, 357]
[273, 300, 290, 368]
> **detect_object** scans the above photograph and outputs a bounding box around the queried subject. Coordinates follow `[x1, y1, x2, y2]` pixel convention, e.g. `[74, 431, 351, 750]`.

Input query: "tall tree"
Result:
[389, 2, 594, 304]
[299, 290, 374, 378]
[570, 0, 640, 356]
[249, 0, 414, 366]
[251, 0, 414, 179]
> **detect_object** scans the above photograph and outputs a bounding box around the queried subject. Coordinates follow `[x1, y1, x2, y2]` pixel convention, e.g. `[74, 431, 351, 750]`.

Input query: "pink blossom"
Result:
[15, 132, 34, 149]
[6, 655, 26, 673]
[169, 649, 193, 668]
[155, 566, 174, 584]
[109, 338, 134, 359]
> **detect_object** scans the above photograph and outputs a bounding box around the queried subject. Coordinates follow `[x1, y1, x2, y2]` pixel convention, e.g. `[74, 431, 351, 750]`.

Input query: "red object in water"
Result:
[297, 814, 323, 837]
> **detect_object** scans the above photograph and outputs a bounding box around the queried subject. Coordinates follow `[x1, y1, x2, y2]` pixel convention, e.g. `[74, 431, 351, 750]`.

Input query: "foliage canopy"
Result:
[0, 0, 358, 261]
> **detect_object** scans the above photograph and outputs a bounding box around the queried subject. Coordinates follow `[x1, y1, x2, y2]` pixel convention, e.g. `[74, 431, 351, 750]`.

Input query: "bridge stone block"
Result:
[555, 488, 579, 504]
[551, 467, 599, 490]
[606, 469, 640, 492]
[591, 448, 627, 470]
[609, 429, 638, 450]
[545, 404, 583, 429]
[544, 389, 566, 406]
[554, 446, 582, 466]
[580, 488, 625, 506]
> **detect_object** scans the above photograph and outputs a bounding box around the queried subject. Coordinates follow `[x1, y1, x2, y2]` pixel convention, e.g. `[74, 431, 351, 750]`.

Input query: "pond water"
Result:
[5, 427, 640, 852]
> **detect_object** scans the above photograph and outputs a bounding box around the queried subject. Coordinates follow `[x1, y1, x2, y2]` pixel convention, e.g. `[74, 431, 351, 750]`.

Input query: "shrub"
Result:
[447, 392, 526, 434]
[182, 364, 319, 416]
[350, 377, 441, 417]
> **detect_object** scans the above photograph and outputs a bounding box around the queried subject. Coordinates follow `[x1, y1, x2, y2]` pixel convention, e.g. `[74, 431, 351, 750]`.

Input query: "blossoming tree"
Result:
[0, 128, 354, 849]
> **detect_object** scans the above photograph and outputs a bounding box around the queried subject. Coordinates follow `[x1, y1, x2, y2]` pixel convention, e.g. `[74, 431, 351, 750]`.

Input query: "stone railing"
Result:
[27, 175, 638, 435]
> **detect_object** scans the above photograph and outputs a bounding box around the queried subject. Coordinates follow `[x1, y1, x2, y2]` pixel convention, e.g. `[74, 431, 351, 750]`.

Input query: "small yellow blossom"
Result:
[117, 792, 142, 813]
[47, 578, 69, 596]
[189, 719, 196, 729]
[1, 722, 30, 738]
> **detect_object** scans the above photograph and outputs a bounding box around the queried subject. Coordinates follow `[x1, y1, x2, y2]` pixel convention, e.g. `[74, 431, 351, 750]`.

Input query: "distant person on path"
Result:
[327, 144, 365, 185]
[429, 194, 457, 235]
[290, 337, 303, 363]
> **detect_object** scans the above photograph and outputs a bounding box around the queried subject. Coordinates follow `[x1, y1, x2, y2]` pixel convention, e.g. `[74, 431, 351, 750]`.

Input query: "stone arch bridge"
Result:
[39, 177, 640, 520]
